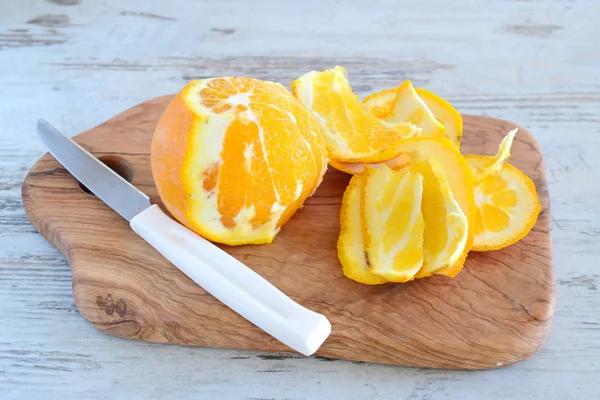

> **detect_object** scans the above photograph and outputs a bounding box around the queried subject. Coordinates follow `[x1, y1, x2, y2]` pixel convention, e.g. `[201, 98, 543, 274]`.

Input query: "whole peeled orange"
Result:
[151, 78, 328, 245]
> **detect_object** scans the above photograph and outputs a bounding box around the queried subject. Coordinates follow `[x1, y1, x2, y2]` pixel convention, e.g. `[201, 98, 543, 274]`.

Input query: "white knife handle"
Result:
[130, 205, 331, 356]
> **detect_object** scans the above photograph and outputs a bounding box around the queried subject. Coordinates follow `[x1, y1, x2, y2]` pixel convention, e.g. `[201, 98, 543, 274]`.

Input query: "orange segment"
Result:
[292, 66, 417, 163]
[338, 175, 387, 285]
[151, 78, 328, 245]
[490, 189, 518, 207]
[480, 203, 511, 232]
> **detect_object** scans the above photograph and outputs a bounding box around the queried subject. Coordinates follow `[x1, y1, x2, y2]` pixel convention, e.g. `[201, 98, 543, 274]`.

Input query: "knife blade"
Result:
[36, 119, 331, 356]
[37, 120, 151, 221]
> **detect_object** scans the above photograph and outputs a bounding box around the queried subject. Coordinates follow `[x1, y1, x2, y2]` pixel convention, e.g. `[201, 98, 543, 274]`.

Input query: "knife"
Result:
[36, 119, 331, 356]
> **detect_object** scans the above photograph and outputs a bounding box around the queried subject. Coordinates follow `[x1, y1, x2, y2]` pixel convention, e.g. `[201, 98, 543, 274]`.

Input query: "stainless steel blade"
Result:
[36, 119, 151, 221]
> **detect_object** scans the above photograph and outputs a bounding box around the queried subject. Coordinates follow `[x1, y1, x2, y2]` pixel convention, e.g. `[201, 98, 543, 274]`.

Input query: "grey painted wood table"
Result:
[1, 0, 598, 398]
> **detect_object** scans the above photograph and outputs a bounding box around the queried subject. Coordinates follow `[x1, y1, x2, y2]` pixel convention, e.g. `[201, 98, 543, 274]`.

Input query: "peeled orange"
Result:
[151, 78, 328, 245]
[291, 66, 417, 163]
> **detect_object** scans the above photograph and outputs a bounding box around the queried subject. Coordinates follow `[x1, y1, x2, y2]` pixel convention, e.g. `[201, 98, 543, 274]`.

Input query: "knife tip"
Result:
[37, 118, 49, 129]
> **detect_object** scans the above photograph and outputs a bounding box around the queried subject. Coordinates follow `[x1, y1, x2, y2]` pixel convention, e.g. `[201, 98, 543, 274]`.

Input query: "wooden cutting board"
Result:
[22, 95, 555, 369]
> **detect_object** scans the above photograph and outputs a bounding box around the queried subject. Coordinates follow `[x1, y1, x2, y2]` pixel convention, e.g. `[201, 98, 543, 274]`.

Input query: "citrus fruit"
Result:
[378, 80, 445, 138]
[363, 86, 462, 147]
[362, 166, 425, 282]
[328, 154, 411, 175]
[391, 137, 476, 277]
[466, 129, 541, 251]
[338, 175, 386, 285]
[291, 66, 417, 163]
[151, 77, 328, 245]
[363, 88, 396, 117]
[415, 88, 463, 147]
[409, 161, 469, 278]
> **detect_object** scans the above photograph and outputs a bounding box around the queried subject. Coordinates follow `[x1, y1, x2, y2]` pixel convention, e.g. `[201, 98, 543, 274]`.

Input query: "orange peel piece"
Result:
[410, 161, 468, 278]
[466, 129, 541, 251]
[363, 86, 463, 147]
[362, 166, 425, 282]
[338, 174, 387, 285]
[292, 66, 417, 163]
[328, 154, 411, 175]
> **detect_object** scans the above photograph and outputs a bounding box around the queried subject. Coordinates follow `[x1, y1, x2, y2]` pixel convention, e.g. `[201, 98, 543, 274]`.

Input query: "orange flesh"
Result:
[151, 78, 327, 245]
[292, 67, 415, 163]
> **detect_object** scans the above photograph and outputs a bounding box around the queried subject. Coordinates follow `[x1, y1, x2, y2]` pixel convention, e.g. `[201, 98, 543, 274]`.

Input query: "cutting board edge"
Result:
[21, 171, 554, 371]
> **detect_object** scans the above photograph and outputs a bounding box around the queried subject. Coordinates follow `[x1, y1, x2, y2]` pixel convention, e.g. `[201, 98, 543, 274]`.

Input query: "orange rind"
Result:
[292, 66, 417, 163]
[467, 129, 541, 251]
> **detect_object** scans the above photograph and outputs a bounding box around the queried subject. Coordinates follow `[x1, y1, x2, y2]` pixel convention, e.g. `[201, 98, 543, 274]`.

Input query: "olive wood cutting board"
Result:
[22, 95, 555, 369]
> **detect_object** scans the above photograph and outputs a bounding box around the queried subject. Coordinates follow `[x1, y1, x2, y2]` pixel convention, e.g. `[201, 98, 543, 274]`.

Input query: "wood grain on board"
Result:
[21, 95, 554, 370]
